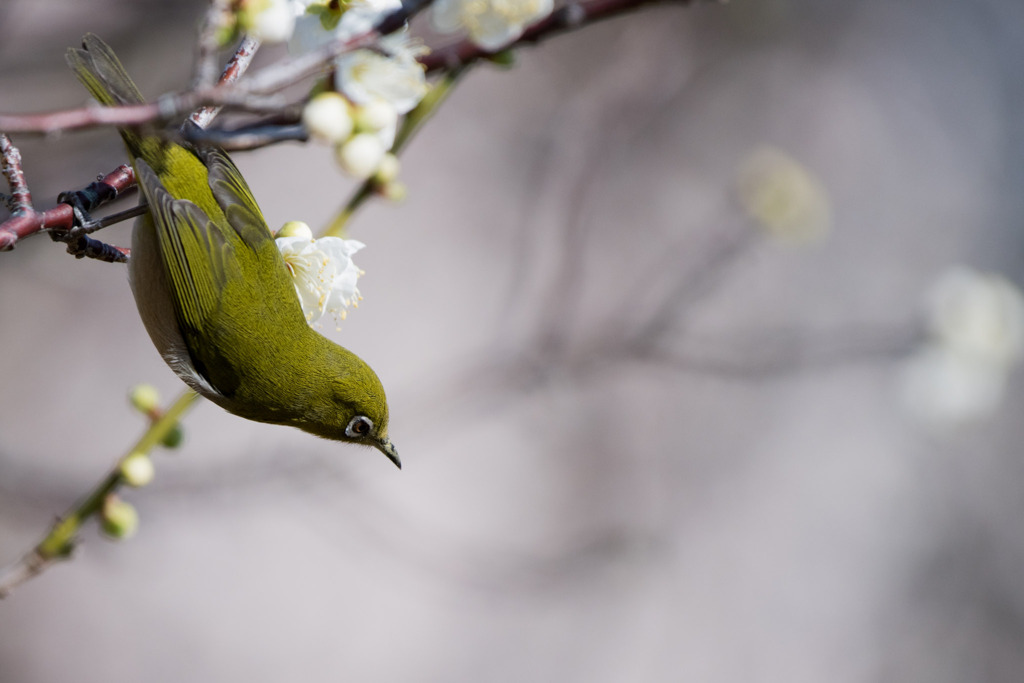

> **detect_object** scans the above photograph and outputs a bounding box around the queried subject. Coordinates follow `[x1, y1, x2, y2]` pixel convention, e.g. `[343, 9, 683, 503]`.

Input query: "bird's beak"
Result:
[375, 438, 401, 469]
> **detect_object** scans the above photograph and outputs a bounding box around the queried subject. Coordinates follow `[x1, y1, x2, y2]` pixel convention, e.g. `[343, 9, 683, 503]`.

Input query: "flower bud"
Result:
[379, 180, 407, 203]
[276, 220, 313, 240]
[373, 153, 401, 185]
[354, 100, 398, 134]
[302, 92, 354, 143]
[101, 496, 139, 540]
[129, 384, 161, 414]
[120, 452, 155, 487]
[161, 423, 185, 449]
[335, 133, 386, 179]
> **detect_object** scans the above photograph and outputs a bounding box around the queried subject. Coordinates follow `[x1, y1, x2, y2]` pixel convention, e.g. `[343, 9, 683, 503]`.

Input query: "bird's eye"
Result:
[345, 415, 373, 437]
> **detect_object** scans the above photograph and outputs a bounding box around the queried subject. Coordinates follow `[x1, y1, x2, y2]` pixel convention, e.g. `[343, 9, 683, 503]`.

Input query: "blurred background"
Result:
[3, 0, 1024, 680]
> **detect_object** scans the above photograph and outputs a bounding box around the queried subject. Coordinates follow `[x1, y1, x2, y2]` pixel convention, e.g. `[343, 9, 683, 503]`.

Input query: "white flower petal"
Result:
[432, 0, 553, 50]
[430, 0, 465, 33]
[927, 267, 1024, 367]
[334, 33, 428, 115]
[276, 235, 366, 326]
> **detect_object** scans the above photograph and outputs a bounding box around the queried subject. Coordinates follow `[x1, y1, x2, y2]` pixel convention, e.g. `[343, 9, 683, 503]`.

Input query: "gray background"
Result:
[2, 0, 1024, 680]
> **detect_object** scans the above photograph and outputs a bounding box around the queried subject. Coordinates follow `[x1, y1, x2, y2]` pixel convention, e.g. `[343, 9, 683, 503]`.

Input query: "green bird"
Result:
[67, 35, 400, 468]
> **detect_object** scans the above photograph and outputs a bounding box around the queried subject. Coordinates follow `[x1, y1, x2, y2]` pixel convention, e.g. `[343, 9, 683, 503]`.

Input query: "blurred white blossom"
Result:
[290, 0, 428, 150]
[290, 0, 400, 53]
[276, 227, 365, 327]
[736, 146, 831, 243]
[239, 0, 297, 43]
[431, 0, 553, 51]
[334, 32, 429, 117]
[302, 91, 354, 143]
[901, 267, 1024, 426]
[925, 267, 1024, 366]
[335, 132, 387, 178]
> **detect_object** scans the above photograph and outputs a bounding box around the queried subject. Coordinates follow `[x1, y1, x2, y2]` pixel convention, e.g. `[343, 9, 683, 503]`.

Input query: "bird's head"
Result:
[295, 355, 399, 468]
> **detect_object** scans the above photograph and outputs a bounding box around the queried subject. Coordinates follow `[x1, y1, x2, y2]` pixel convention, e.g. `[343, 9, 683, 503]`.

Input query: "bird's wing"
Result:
[199, 144, 309, 312]
[200, 146, 273, 250]
[135, 158, 243, 397]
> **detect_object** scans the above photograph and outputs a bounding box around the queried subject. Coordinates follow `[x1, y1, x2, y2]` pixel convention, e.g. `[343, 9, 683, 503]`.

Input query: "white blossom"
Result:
[374, 153, 401, 184]
[335, 133, 386, 178]
[900, 266, 1024, 426]
[334, 32, 429, 116]
[290, 0, 401, 53]
[431, 0, 554, 51]
[276, 233, 365, 327]
[290, 0, 428, 149]
[241, 0, 297, 43]
[355, 99, 399, 134]
[302, 92, 354, 143]
[925, 267, 1024, 367]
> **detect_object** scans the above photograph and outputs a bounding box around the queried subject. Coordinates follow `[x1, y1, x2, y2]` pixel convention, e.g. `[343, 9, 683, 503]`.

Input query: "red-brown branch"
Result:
[1, 134, 33, 213]
[0, 0, 433, 137]
[191, 35, 263, 128]
[422, 0, 696, 72]
[0, 33, 261, 255]
[0, 160, 135, 253]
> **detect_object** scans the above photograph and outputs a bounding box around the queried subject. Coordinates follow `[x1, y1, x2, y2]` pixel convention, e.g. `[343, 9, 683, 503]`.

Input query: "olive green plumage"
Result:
[67, 34, 399, 467]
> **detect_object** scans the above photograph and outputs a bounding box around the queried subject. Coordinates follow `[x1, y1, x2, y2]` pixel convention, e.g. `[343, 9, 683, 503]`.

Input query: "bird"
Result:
[66, 34, 400, 468]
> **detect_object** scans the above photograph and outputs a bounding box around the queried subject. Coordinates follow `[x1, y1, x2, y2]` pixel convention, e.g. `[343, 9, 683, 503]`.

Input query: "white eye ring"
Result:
[346, 415, 373, 438]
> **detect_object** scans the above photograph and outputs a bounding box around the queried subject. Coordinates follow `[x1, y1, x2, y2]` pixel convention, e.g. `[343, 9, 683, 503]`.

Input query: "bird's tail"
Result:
[65, 34, 148, 157]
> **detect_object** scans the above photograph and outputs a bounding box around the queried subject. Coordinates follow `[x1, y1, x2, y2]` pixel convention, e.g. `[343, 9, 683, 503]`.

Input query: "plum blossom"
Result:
[275, 223, 365, 327]
[239, 0, 297, 43]
[901, 267, 1024, 426]
[290, 0, 428, 149]
[431, 0, 554, 51]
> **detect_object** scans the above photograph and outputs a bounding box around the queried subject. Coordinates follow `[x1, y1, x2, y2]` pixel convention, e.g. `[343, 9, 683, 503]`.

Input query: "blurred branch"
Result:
[0, 389, 200, 600]
[622, 228, 757, 354]
[190, 0, 237, 92]
[423, 0, 699, 72]
[611, 324, 922, 378]
[0, 0, 434, 137]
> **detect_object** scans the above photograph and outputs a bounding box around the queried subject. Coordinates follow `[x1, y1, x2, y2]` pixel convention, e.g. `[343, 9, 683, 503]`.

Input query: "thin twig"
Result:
[0, 33, 262, 254]
[191, 0, 236, 92]
[0, 0, 433, 136]
[191, 35, 262, 128]
[0, 389, 200, 600]
[0, 134, 32, 212]
[184, 122, 307, 151]
[0, 0, 684, 140]
[240, 0, 435, 94]
[423, 0, 695, 72]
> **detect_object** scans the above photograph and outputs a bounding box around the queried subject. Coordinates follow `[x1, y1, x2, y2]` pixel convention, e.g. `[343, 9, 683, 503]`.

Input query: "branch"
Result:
[0, 35, 261, 255]
[422, 0, 697, 72]
[0, 138, 135, 258]
[0, 389, 200, 600]
[190, 36, 263, 129]
[190, 0, 237, 92]
[0, 0, 434, 137]
[183, 121, 307, 151]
